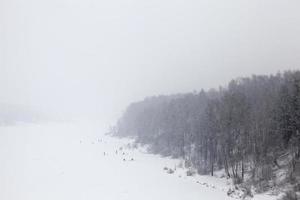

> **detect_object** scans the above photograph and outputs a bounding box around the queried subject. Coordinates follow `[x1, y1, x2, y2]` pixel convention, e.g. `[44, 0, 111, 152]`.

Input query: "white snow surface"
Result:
[0, 121, 278, 200]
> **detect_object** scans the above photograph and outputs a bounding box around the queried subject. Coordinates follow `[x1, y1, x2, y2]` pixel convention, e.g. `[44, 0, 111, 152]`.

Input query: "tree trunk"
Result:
[241, 159, 244, 181]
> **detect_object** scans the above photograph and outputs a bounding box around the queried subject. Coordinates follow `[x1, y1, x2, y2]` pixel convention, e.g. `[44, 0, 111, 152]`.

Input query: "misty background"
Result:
[1, 0, 300, 124]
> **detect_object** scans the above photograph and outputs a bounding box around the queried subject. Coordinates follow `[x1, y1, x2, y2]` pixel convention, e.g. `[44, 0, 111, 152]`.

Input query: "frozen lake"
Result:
[0, 121, 272, 200]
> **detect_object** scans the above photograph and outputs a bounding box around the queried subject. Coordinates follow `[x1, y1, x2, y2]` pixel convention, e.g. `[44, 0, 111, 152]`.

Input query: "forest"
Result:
[114, 71, 300, 190]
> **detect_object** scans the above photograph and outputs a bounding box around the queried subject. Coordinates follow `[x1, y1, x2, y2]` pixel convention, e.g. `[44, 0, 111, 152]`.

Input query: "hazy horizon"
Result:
[1, 0, 300, 123]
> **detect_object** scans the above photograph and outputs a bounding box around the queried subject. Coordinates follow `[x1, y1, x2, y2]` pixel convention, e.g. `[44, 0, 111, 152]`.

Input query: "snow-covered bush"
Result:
[281, 191, 298, 200]
[167, 168, 175, 174]
[186, 169, 196, 177]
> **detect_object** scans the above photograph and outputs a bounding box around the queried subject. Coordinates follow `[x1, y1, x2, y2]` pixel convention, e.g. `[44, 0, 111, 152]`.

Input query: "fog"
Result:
[1, 0, 300, 123]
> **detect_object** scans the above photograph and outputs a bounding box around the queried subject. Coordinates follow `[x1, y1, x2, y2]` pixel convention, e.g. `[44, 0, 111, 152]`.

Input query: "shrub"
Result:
[167, 168, 175, 174]
[186, 169, 196, 177]
[281, 191, 298, 200]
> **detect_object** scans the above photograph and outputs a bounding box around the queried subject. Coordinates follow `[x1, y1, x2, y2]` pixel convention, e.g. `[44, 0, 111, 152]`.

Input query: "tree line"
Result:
[114, 71, 300, 185]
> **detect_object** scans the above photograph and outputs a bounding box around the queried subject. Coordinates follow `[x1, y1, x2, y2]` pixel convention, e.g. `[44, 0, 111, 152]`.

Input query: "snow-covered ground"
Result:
[0, 121, 278, 200]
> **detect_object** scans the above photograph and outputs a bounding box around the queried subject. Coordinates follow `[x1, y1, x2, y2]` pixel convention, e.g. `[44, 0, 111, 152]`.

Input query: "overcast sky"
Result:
[1, 0, 300, 122]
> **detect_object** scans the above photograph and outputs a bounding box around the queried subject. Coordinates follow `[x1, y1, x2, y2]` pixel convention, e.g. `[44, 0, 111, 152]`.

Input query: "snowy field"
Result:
[0, 121, 277, 200]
